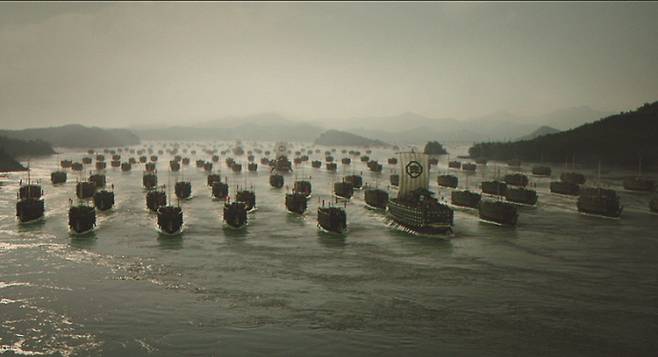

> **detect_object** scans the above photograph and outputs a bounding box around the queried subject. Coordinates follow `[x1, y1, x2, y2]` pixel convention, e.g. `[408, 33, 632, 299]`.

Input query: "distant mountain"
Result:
[468, 101, 658, 168]
[0, 124, 140, 148]
[0, 150, 27, 172]
[192, 112, 292, 129]
[135, 119, 324, 142]
[516, 126, 560, 141]
[317, 107, 608, 145]
[339, 111, 541, 144]
[313, 130, 389, 147]
[134, 107, 610, 145]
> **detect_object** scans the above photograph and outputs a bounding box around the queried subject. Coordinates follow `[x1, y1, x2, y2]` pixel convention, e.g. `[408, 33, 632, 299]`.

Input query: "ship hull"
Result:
[387, 198, 453, 235]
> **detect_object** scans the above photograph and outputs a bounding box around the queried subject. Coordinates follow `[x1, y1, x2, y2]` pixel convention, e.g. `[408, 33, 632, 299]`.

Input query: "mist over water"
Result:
[1, 142, 656, 356]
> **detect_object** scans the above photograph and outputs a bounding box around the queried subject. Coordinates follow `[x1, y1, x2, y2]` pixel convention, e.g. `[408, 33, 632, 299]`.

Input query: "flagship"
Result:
[387, 151, 454, 235]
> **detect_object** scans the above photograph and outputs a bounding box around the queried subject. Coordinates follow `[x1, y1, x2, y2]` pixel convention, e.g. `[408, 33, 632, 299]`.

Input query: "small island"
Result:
[313, 129, 389, 147]
[423, 141, 448, 155]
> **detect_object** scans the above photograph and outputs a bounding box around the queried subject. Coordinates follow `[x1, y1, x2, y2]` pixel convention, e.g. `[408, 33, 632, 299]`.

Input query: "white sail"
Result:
[397, 151, 429, 200]
[274, 142, 288, 158]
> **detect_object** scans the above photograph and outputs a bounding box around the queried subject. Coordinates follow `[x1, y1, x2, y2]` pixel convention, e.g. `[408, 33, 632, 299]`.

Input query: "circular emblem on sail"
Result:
[405, 161, 423, 178]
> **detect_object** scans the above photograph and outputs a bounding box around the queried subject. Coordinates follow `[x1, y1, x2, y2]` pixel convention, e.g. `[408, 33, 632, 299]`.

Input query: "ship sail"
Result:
[274, 142, 288, 158]
[397, 151, 429, 200]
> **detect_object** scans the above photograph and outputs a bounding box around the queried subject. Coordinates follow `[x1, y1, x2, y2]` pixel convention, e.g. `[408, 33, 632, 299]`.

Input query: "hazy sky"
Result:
[1, 2, 657, 129]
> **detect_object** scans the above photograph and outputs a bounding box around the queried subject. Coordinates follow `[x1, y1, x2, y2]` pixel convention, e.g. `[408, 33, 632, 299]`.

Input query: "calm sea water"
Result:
[1, 142, 657, 356]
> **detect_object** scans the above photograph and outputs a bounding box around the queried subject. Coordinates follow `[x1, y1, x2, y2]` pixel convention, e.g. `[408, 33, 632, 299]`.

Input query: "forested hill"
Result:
[468, 101, 658, 168]
[0, 136, 55, 157]
[0, 124, 140, 148]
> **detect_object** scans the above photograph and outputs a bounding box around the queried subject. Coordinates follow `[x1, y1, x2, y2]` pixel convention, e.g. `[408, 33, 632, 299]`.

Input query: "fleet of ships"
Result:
[14, 140, 658, 237]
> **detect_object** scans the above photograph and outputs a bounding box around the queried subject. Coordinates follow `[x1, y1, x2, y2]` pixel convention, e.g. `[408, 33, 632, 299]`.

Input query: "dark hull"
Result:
[146, 191, 167, 211]
[623, 177, 655, 192]
[550, 181, 580, 196]
[532, 166, 552, 176]
[207, 174, 221, 187]
[16, 199, 45, 223]
[505, 188, 538, 206]
[334, 182, 353, 199]
[285, 193, 307, 214]
[19, 185, 43, 200]
[451, 190, 481, 208]
[561, 172, 586, 185]
[387, 198, 453, 234]
[157, 206, 184, 234]
[364, 189, 388, 210]
[143, 175, 157, 189]
[462, 163, 476, 172]
[76, 182, 96, 199]
[93, 191, 115, 211]
[236, 191, 256, 211]
[481, 181, 507, 196]
[224, 202, 248, 228]
[212, 182, 229, 199]
[89, 174, 106, 188]
[437, 175, 458, 188]
[175, 182, 192, 199]
[51, 171, 67, 184]
[269, 175, 284, 188]
[69, 206, 96, 234]
[293, 181, 312, 197]
[344, 175, 363, 189]
[503, 174, 528, 187]
[478, 200, 518, 226]
[577, 188, 622, 218]
[317, 207, 346, 234]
